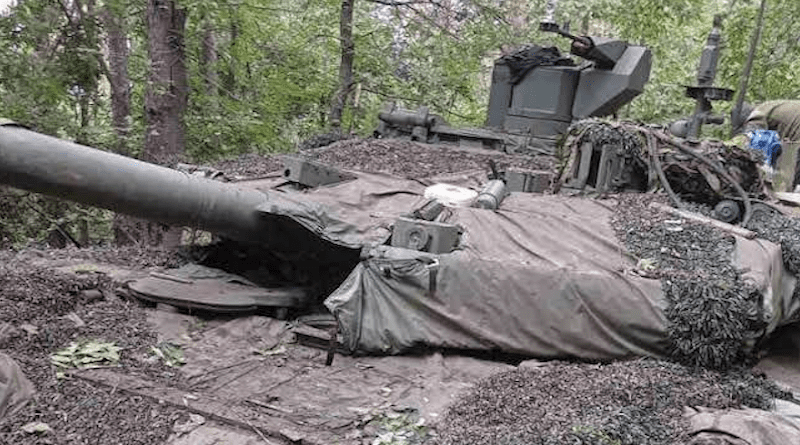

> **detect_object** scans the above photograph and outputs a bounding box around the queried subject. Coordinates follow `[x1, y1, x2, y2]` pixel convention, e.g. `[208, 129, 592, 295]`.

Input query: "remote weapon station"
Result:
[375, 1, 652, 154]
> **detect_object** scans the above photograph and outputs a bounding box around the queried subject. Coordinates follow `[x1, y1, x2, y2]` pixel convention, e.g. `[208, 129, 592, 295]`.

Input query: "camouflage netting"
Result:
[500, 45, 575, 84]
[745, 207, 800, 323]
[302, 138, 554, 179]
[674, 201, 800, 278]
[297, 130, 353, 151]
[558, 120, 764, 200]
[612, 194, 767, 370]
[0, 245, 187, 270]
[210, 137, 555, 181]
[0, 263, 111, 324]
[557, 119, 649, 190]
[434, 359, 791, 445]
[559, 121, 774, 369]
[659, 142, 764, 203]
[746, 207, 800, 275]
[212, 152, 285, 179]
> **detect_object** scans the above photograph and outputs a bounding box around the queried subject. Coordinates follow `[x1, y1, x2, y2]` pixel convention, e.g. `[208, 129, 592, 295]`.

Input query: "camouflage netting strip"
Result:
[303, 138, 555, 179]
[746, 208, 800, 275]
[611, 194, 767, 370]
[211, 137, 556, 181]
[433, 359, 790, 445]
[564, 119, 648, 163]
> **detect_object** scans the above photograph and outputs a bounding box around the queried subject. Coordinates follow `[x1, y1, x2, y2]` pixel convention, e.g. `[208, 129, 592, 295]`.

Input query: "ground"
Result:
[2, 138, 800, 445]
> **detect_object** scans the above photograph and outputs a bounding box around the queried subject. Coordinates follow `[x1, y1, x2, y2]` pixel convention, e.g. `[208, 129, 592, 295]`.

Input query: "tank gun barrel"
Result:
[0, 123, 270, 245]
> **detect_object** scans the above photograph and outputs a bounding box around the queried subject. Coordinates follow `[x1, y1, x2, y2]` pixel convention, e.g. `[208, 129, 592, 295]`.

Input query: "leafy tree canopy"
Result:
[0, 0, 798, 155]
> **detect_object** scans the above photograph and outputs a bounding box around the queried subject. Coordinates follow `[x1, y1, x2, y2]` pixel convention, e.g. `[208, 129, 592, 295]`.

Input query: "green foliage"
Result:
[2, 0, 798, 157]
[371, 412, 428, 445]
[0, 187, 114, 249]
[599, 0, 716, 124]
[0, 2, 74, 135]
[51, 340, 121, 376]
[181, 0, 341, 160]
[719, 0, 800, 102]
[150, 342, 186, 367]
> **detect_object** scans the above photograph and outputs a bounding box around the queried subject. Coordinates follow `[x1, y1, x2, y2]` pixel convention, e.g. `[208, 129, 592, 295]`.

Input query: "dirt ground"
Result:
[0, 250, 514, 445]
[3, 138, 800, 444]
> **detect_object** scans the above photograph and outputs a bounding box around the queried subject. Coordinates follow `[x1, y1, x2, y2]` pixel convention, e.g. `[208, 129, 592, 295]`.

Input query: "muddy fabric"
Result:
[735, 236, 795, 335]
[326, 196, 668, 359]
[176, 315, 511, 441]
[686, 406, 800, 445]
[0, 353, 34, 419]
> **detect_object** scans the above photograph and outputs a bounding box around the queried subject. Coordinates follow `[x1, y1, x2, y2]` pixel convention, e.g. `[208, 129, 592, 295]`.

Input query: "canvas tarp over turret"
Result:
[251, 173, 794, 361]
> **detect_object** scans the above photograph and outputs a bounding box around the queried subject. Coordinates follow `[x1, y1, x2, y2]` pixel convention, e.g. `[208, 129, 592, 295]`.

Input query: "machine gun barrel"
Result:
[0, 124, 270, 245]
[539, 21, 592, 48]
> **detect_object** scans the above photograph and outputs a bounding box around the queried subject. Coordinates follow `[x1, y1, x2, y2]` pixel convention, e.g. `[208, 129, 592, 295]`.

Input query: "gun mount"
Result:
[487, 21, 652, 141]
[670, 15, 734, 140]
[375, 17, 651, 155]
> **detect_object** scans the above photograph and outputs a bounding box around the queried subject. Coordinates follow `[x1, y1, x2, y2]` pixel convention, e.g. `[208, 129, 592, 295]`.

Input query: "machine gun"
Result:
[669, 15, 734, 140]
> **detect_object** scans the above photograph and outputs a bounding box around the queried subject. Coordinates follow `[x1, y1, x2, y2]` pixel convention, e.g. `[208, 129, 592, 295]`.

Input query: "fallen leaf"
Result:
[256, 345, 287, 356]
[172, 413, 205, 435]
[21, 422, 52, 434]
[63, 312, 85, 328]
[19, 324, 39, 335]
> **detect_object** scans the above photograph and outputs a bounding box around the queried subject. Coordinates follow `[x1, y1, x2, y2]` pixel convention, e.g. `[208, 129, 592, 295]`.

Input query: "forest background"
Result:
[0, 0, 798, 247]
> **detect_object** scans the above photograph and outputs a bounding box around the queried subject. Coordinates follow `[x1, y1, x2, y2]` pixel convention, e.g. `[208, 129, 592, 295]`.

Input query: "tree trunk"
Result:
[144, 0, 188, 164]
[508, 0, 528, 35]
[200, 15, 218, 95]
[731, 0, 767, 137]
[223, 5, 239, 95]
[139, 0, 188, 247]
[65, 0, 100, 145]
[77, 95, 90, 145]
[329, 0, 355, 130]
[199, 14, 220, 151]
[103, 4, 131, 155]
[103, 6, 134, 244]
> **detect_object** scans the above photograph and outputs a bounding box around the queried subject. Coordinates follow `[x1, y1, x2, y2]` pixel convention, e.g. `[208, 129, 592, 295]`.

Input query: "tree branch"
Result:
[368, 0, 442, 6]
[401, 3, 460, 41]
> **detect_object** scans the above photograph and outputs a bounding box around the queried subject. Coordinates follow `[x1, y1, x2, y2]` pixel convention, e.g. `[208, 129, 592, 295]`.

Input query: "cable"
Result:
[652, 131, 753, 227]
[645, 131, 682, 208]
